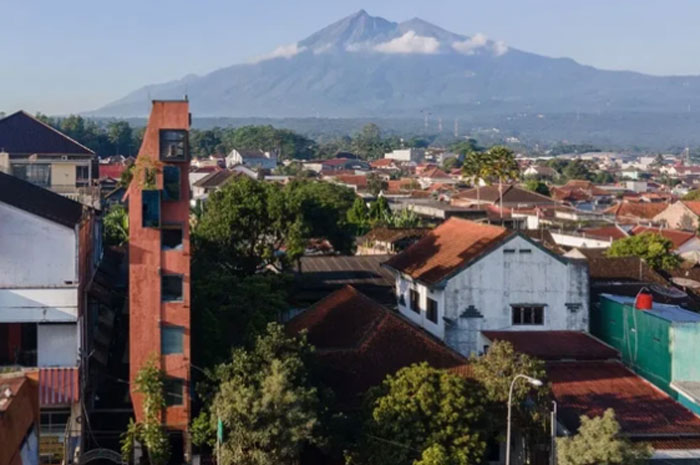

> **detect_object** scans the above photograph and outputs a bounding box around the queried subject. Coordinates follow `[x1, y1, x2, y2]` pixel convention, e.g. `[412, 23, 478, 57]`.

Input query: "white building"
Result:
[226, 148, 278, 171]
[384, 218, 589, 357]
[385, 148, 425, 163]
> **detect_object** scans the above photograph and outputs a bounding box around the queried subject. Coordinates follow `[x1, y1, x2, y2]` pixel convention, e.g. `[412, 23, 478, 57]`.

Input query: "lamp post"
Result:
[505, 374, 543, 465]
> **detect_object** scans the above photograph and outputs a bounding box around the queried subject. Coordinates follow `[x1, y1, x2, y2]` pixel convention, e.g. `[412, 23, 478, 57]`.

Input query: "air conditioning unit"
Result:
[61, 155, 69, 160]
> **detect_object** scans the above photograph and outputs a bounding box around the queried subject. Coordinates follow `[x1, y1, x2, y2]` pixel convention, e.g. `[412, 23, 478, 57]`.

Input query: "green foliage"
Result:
[557, 409, 652, 465]
[441, 156, 461, 171]
[351, 123, 385, 160]
[470, 341, 550, 435]
[366, 172, 388, 197]
[211, 323, 322, 465]
[368, 197, 392, 225]
[347, 197, 370, 235]
[121, 356, 170, 465]
[103, 204, 129, 246]
[606, 233, 681, 270]
[683, 189, 700, 201]
[524, 179, 550, 196]
[386, 208, 420, 228]
[482, 146, 520, 184]
[450, 138, 482, 155]
[349, 363, 486, 465]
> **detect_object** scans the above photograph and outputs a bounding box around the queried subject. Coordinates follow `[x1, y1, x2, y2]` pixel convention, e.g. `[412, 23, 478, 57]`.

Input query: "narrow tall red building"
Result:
[128, 100, 191, 459]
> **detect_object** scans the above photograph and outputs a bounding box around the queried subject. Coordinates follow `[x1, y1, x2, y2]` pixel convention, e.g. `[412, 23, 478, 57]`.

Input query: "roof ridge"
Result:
[11, 110, 95, 155]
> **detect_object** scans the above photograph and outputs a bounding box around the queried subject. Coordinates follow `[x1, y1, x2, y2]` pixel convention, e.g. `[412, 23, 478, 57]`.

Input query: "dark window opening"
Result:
[161, 325, 185, 354]
[427, 298, 438, 323]
[40, 409, 71, 435]
[13, 164, 51, 187]
[159, 130, 188, 161]
[142, 190, 161, 228]
[76, 165, 90, 186]
[162, 227, 183, 250]
[409, 289, 420, 313]
[503, 248, 516, 254]
[162, 275, 183, 302]
[162, 165, 181, 201]
[163, 377, 185, 406]
[511, 306, 544, 325]
[519, 249, 532, 254]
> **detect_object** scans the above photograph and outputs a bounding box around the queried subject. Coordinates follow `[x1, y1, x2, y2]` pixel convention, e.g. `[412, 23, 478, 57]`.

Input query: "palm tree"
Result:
[461, 150, 486, 204]
[482, 146, 520, 217]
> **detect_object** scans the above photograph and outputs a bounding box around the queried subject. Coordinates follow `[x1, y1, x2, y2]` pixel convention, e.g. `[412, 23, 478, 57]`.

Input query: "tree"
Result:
[209, 323, 322, 465]
[606, 233, 681, 270]
[347, 197, 370, 235]
[557, 409, 652, 465]
[470, 341, 550, 450]
[366, 172, 388, 197]
[524, 179, 550, 197]
[482, 146, 520, 215]
[108, 121, 135, 155]
[368, 196, 392, 226]
[121, 356, 170, 465]
[462, 150, 487, 203]
[683, 189, 700, 201]
[442, 156, 461, 171]
[352, 123, 384, 159]
[104, 204, 129, 246]
[349, 363, 487, 465]
[562, 160, 593, 181]
[450, 138, 482, 155]
[386, 208, 421, 228]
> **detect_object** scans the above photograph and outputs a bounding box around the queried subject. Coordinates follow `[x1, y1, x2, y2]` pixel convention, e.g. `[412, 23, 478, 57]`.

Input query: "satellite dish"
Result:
[650, 283, 688, 298]
[670, 277, 700, 289]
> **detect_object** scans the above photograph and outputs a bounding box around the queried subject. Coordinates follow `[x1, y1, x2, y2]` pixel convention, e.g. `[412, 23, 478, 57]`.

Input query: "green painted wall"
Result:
[672, 324, 700, 382]
[592, 297, 673, 394]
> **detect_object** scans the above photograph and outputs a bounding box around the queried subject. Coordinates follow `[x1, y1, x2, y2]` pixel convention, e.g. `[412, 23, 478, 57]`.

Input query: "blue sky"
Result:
[3, 0, 700, 114]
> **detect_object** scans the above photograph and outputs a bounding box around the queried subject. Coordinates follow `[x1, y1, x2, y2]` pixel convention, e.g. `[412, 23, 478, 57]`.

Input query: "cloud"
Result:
[252, 43, 306, 62]
[493, 40, 509, 56]
[373, 31, 440, 54]
[452, 33, 508, 56]
[452, 33, 488, 55]
[313, 43, 333, 55]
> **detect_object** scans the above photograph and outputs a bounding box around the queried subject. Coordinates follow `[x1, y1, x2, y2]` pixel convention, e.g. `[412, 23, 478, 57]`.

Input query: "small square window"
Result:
[142, 190, 160, 228]
[519, 249, 532, 254]
[427, 298, 438, 323]
[162, 275, 183, 302]
[161, 325, 184, 354]
[163, 377, 185, 406]
[511, 305, 544, 326]
[409, 289, 420, 314]
[162, 228, 183, 250]
[159, 130, 188, 161]
[503, 249, 516, 254]
[162, 165, 181, 201]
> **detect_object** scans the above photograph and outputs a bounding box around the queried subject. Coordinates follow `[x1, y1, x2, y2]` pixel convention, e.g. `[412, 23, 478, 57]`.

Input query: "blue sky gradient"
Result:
[2, 0, 700, 114]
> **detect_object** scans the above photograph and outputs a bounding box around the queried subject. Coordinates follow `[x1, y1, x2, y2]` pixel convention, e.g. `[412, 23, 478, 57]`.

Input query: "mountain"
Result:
[91, 10, 700, 121]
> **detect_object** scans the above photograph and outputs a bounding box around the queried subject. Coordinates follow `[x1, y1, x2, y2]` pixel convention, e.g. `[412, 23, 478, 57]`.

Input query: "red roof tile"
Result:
[683, 201, 700, 216]
[39, 367, 79, 406]
[631, 226, 696, 249]
[99, 164, 127, 179]
[384, 218, 510, 284]
[287, 286, 466, 402]
[580, 225, 629, 241]
[482, 331, 619, 361]
[548, 361, 700, 437]
[604, 202, 669, 220]
[334, 174, 368, 187]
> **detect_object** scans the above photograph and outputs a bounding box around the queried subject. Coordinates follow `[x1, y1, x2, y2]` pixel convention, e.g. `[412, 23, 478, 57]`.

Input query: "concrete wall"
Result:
[654, 202, 699, 230]
[0, 288, 78, 322]
[37, 323, 78, 366]
[50, 163, 76, 188]
[396, 235, 589, 357]
[550, 232, 612, 249]
[0, 203, 76, 287]
[672, 324, 700, 382]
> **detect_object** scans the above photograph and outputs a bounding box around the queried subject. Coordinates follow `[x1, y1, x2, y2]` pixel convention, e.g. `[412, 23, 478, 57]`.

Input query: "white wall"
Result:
[0, 288, 78, 322]
[396, 235, 589, 357]
[550, 232, 612, 249]
[37, 323, 78, 366]
[0, 202, 77, 287]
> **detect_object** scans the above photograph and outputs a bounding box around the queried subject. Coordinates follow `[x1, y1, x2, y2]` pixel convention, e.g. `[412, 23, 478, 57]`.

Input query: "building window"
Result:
[427, 298, 438, 323]
[13, 164, 51, 187]
[162, 227, 183, 250]
[511, 305, 544, 325]
[40, 408, 71, 435]
[503, 248, 516, 254]
[76, 165, 90, 186]
[162, 275, 183, 302]
[519, 249, 532, 254]
[159, 130, 188, 161]
[409, 289, 420, 313]
[161, 325, 184, 354]
[162, 165, 181, 201]
[142, 190, 161, 228]
[163, 377, 185, 406]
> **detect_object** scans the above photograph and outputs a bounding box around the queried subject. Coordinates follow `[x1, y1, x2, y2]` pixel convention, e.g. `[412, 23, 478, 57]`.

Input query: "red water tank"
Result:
[635, 289, 653, 310]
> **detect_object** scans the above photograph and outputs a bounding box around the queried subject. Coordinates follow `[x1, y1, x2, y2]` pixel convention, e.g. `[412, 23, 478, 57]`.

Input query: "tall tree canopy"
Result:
[349, 363, 487, 465]
[606, 233, 681, 270]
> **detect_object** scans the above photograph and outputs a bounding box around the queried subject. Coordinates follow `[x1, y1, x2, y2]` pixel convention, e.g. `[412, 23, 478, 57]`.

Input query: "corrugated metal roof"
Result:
[39, 367, 79, 406]
[482, 331, 619, 361]
[600, 294, 700, 323]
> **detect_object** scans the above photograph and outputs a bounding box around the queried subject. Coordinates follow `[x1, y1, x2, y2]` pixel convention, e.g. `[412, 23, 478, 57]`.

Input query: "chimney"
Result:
[635, 288, 653, 311]
[0, 151, 9, 174]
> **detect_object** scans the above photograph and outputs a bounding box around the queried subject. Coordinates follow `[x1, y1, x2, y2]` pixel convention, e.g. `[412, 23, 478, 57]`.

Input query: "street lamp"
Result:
[505, 374, 543, 465]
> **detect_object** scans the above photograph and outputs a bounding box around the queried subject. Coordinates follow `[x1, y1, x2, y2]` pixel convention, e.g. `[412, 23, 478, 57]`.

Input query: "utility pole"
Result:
[438, 117, 443, 133]
[454, 118, 459, 138]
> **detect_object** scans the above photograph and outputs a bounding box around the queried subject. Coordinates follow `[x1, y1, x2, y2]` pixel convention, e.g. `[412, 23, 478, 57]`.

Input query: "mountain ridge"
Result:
[90, 10, 700, 120]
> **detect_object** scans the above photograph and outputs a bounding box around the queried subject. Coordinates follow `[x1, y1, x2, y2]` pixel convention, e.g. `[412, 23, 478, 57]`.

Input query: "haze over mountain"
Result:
[91, 10, 700, 120]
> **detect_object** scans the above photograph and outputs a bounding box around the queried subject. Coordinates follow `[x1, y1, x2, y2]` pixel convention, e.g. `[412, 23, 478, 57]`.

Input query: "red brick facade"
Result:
[128, 101, 191, 436]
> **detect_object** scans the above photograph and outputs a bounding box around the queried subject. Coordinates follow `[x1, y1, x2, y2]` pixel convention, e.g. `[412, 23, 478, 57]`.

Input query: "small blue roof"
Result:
[600, 294, 700, 323]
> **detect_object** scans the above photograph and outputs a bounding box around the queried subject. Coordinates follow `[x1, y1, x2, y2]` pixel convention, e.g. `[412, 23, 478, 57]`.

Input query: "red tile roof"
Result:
[99, 163, 127, 179]
[683, 201, 700, 216]
[421, 167, 450, 179]
[384, 218, 510, 284]
[334, 174, 368, 188]
[631, 226, 696, 249]
[580, 225, 629, 241]
[370, 158, 397, 168]
[482, 331, 619, 361]
[604, 202, 669, 220]
[548, 361, 700, 437]
[287, 286, 466, 402]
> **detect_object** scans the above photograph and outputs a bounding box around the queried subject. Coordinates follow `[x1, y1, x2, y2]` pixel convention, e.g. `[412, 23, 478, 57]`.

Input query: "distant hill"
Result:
[91, 9, 700, 146]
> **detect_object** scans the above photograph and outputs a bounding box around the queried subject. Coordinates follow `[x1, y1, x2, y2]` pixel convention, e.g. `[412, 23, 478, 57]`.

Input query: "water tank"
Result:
[635, 288, 653, 311]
